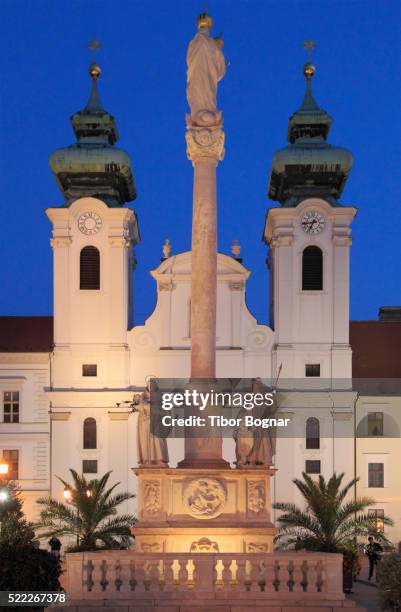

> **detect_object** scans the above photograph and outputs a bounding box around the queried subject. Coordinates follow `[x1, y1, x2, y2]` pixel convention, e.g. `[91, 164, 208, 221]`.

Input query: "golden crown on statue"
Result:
[197, 11, 212, 30]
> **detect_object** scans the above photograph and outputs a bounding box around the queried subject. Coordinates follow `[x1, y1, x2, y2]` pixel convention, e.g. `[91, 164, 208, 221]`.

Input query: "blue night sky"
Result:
[0, 0, 400, 325]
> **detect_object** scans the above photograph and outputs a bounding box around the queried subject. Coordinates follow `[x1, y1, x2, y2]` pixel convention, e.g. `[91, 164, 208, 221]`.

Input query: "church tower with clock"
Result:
[264, 53, 357, 510]
[47, 59, 139, 391]
[44, 55, 140, 504]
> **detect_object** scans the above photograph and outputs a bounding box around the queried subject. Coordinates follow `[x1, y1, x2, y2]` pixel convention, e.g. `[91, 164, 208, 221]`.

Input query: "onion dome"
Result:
[268, 59, 353, 206]
[49, 58, 136, 207]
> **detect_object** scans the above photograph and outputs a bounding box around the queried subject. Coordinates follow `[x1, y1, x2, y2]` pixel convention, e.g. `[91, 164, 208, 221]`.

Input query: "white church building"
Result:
[1, 54, 400, 545]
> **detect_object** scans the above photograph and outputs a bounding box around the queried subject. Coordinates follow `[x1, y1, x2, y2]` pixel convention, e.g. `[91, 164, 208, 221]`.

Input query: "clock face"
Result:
[78, 212, 102, 235]
[301, 210, 325, 234]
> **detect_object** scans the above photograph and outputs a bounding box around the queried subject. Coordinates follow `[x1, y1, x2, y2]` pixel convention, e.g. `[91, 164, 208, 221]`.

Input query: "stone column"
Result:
[178, 115, 229, 468]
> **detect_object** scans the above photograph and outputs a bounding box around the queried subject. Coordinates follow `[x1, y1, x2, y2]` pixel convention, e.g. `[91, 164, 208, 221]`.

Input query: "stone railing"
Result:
[66, 550, 345, 605]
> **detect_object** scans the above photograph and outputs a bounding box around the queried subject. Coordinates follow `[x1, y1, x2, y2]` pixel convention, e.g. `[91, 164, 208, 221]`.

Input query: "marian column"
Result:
[180, 11, 228, 467]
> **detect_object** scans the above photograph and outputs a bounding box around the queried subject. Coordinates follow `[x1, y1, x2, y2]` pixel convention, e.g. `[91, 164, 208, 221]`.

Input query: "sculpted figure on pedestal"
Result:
[134, 377, 169, 467]
[234, 378, 277, 468]
[186, 18, 226, 124]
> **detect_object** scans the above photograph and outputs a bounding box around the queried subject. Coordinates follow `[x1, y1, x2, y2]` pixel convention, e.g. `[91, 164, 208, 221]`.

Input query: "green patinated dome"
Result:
[268, 62, 353, 206]
[49, 62, 136, 207]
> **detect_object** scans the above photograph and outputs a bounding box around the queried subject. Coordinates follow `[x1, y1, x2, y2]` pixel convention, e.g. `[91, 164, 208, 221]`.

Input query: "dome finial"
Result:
[302, 39, 317, 80]
[87, 39, 102, 80]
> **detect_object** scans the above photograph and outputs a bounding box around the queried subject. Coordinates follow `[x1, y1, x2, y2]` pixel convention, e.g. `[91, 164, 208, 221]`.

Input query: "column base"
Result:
[132, 467, 277, 554]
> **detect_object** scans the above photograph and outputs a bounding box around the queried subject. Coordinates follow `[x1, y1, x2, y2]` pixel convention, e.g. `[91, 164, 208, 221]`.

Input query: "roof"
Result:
[0, 316, 53, 352]
[350, 321, 401, 378]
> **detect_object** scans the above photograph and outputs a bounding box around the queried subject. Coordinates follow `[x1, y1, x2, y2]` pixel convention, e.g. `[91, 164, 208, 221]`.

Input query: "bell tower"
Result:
[264, 51, 356, 381]
[46, 51, 139, 389]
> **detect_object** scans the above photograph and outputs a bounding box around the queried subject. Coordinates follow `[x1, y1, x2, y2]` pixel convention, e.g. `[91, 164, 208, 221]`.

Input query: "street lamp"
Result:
[63, 486, 72, 501]
[0, 490, 8, 502]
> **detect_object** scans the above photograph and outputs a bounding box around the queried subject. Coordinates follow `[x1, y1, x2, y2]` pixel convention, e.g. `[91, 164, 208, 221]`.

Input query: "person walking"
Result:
[48, 536, 62, 560]
[365, 536, 383, 581]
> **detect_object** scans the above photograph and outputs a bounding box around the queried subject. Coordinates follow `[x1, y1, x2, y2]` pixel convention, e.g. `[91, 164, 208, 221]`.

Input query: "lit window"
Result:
[2, 450, 19, 479]
[83, 460, 98, 474]
[306, 417, 320, 449]
[83, 418, 97, 449]
[368, 463, 384, 487]
[302, 246, 323, 290]
[82, 364, 97, 377]
[305, 460, 321, 474]
[3, 391, 19, 423]
[80, 246, 100, 290]
[368, 412, 383, 436]
[305, 364, 320, 377]
[368, 509, 385, 533]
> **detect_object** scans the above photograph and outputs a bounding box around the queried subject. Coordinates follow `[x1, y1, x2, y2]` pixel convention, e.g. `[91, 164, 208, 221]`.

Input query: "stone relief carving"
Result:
[247, 542, 269, 553]
[190, 537, 219, 552]
[183, 478, 227, 519]
[143, 481, 161, 515]
[248, 480, 266, 514]
[140, 542, 161, 553]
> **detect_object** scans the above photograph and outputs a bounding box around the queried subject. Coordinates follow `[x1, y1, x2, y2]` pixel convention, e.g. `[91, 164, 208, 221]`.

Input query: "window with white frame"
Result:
[3, 391, 19, 423]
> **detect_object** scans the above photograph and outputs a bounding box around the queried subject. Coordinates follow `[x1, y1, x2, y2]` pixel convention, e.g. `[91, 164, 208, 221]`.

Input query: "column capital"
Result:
[185, 114, 225, 163]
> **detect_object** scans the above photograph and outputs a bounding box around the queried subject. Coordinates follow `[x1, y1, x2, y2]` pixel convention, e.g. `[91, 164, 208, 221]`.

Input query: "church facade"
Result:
[1, 51, 400, 545]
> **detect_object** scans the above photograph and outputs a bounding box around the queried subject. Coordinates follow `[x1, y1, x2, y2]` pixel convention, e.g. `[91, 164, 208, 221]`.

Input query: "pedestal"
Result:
[132, 467, 276, 553]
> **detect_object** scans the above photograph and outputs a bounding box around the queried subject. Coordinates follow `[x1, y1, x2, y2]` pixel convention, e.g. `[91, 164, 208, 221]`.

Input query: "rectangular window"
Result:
[2, 449, 19, 479]
[368, 509, 385, 533]
[3, 391, 19, 423]
[368, 412, 383, 436]
[305, 364, 320, 377]
[368, 463, 384, 487]
[82, 460, 98, 474]
[305, 460, 321, 474]
[82, 364, 97, 377]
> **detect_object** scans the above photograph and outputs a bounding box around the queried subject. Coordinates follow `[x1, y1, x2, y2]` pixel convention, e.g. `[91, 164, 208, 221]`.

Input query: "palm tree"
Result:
[273, 472, 393, 552]
[36, 470, 136, 551]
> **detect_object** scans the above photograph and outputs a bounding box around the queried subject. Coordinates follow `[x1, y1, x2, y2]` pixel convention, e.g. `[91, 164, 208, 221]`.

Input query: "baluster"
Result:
[235, 558, 247, 592]
[148, 559, 160, 591]
[301, 560, 308, 592]
[287, 560, 295, 592]
[91, 559, 103, 594]
[129, 560, 137, 591]
[221, 558, 232, 591]
[163, 558, 174, 592]
[85, 560, 94, 592]
[263, 559, 275, 593]
[273, 560, 280, 592]
[119, 558, 130, 593]
[114, 560, 122, 592]
[177, 558, 189, 591]
[134, 558, 147, 592]
[316, 560, 324, 593]
[249, 557, 261, 592]
[100, 559, 109, 592]
[292, 558, 303, 593]
[307, 559, 317, 593]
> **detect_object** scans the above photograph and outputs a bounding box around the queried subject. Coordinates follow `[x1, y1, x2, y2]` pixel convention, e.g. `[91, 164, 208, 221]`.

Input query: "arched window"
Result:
[83, 417, 97, 449]
[306, 417, 320, 449]
[80, 246, 100, 290]
[302, 246, 323, 290]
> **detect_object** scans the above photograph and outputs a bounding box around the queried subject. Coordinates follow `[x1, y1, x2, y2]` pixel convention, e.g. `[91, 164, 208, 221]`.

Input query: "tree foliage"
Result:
[376, 552, 401, 611]
[36, 470, 136, 551]
[0, 481, 61, 608]
[273, 472, 393, 552]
